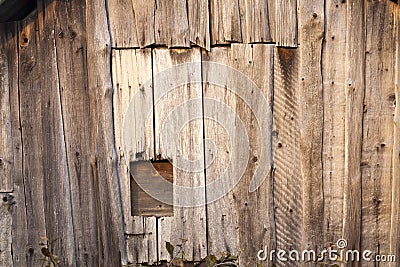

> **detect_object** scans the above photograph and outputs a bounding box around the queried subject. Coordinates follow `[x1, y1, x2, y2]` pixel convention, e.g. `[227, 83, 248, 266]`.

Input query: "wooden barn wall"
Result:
[0, 0, 399, 266]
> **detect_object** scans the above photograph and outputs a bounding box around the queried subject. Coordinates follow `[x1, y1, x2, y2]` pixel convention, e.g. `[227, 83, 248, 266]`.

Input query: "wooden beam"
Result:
[0, 0, 36, 22]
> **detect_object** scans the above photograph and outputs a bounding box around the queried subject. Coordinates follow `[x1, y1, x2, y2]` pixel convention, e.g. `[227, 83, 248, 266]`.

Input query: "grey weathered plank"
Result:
[153, 48, 207, 261]
[155, 0, 190, 48]
[36, 1, 76, 264]
[361, 0, 397, 261]
[53, 0, 100, 265]
[342, 0, 365, 263]
[0, 23, 13, 193]
[86, 0, 127, 265]
[275, 0, 298, 47]
[239, 0, 272, 43]
[132, 0, 156, 48]
[272, 47, 301, 266]
[0, 193, 12, 266]
[321, 0, 347, 246]
[203, 44, 274, 266]
[210, 0, 242, 44]
[297, 0, 324, 253]
[112, 48, 157, 264]
[188, 0, 210, 50]
[107, 0, 139, 48]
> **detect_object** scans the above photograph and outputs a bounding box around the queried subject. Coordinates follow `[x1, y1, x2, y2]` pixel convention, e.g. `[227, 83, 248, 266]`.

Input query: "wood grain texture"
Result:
[53, 0, 100, 265]
[155, 0, 190, 48]
[321, 0, 347, 245]
[132, 0, 156, 48]
[275, 0, 298, 47]
[297, 0, 324, 254]
[272, 47, 301, 267]
[210, 0, 242, 44]
[361, 1, 397, 262]
[240, 0, 272, 43]
[153, 48, 207, 261]
[0, 23, 13, 192]
[86, 0, 126, 265]
[203, 44, 274, 266]
[188, 0, 211, 50]
[112, 48, 157, 264]
[107, 0, 139, 48]
[0, 193, 12, 266]
[267, 0, 276, 42]
[343, 0, 365, 264]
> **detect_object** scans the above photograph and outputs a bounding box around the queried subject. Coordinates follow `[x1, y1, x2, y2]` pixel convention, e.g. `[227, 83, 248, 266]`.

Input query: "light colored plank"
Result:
[0, 24, 13, 193]
[86, 0, 127, 264]
[188, 0, 210, 50]
[132, 0, 156, 48]
[342, 0, 365, 262]
[361, 0, 397, 261]
[267, 0, 276, 42]
[321, 0, 347, 245]
[112, 48, 157, 264]
[155, 0, 190, 48]
[203, 44, 274, 266]
[297, 0, 324, 253]
[107, 0, 139, 47]
[275, 0, 298, 47]
[273, 47, 302, 267]
[210, 0, 242, 44]
[153, 48, 207, 261]
[0, 193, 12, 266]
[240, 0, 272, 43]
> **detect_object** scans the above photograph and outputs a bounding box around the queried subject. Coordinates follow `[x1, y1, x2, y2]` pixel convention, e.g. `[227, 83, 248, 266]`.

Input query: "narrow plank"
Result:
[0, 193, 12, 266]
[53, 0, 100, 265]
[4, 21, 28, 267]
[0, 23, 13, 192]
[107, 0, 139, 47]
[275, 0, 298, 47]
[153, 48, 207, 261]
[187, 0, 211, 50]
[210, 0, 242, 44]
[18, 12, 49, 266]
[203, 44, 274, 266]
[361, 1, 397, 261]
[112, 48, 157, 264]
[239, 0, 272, 43]
[297, 0, 324, 253]
[272, 47, 302, 266]
[131, 0, 156, 48]
[86, 0, 127, 265]
[155, 0, 190, 48]
[321, 0, 347, 245]
[342, 0, 365, 263]
[267, 0, 276, 42]
[36, 1, 76, 264]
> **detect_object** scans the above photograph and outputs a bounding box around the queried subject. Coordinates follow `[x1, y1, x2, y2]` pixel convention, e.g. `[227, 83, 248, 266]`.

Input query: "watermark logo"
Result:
[257, 239, 396, 263]
[123, 62, 273, 207]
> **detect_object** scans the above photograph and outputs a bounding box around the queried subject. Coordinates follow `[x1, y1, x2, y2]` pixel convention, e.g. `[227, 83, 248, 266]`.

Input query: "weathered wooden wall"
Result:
[0, 0, 399, 266]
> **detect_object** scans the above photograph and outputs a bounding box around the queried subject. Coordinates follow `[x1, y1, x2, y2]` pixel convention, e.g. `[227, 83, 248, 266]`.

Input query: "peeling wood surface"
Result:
[275, 0, 298, 47]
[210, 0, 242, 44]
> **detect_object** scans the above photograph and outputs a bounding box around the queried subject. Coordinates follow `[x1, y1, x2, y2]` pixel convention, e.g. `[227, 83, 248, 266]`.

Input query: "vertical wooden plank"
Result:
[362, 0, 397, 261]
[322, 0, 347, 245]
[203, 44, 274, 266]
[155, 0, 190, 48]
[131, 0, 156, 48]
[18, 12, 49, 266]
[0, 193, 12, 266]
[210, 0, 242, 44]
[86, 0, 127, 265]
[188, 0, 211, 50]
[342, 0, 365, 264]
[107, 0, 139, 48]
[239, 0, 272, 43]
[273, 47, 301, 266]
[275, 0, 298, 47]
[0, 24, 13, 193]
[53, 0, 100, 265]
[112, 48, 157, 264]
[297, 0, 324, 253]
[267, 0, 276, 42]
[37, 1, 76, 264]
[153, 48, 207, 261]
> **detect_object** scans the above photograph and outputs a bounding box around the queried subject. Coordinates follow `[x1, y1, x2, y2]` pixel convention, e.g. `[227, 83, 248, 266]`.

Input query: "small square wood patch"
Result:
[130, 160, 174, 217]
